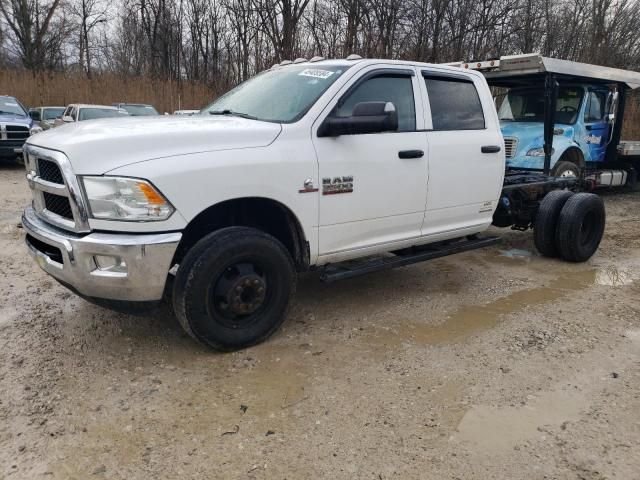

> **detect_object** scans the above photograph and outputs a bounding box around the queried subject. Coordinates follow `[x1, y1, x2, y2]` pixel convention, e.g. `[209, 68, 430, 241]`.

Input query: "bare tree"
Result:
[67, 0, 108, 77]
[0, 0, 65, 70]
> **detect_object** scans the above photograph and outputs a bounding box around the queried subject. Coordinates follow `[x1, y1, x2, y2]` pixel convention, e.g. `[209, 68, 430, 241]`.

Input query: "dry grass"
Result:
[0, 70, 218, 113]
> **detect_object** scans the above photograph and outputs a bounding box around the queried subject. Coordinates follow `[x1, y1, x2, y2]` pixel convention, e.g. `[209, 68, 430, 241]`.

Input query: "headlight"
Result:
[526, 147, 554, 157]
[29, 126, 43, 135]
[82, 176, 174, 221]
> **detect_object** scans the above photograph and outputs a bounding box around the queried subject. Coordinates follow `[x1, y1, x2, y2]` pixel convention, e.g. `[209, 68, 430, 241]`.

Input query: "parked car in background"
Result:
[173, 109, 200, 115]
[54, 104, 129, 127]
[112, 103, 159, 116]
[29, 106, 66, 130]
[0, 95, 41, 162]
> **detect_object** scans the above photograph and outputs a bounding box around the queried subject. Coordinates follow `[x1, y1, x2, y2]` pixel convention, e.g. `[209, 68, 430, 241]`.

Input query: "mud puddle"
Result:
[367, 266, 633, 349]
[453, 388, 588, 453]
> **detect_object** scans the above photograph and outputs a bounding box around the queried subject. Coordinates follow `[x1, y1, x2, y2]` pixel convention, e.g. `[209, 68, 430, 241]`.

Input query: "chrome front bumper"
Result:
[22, 206, 182, 302]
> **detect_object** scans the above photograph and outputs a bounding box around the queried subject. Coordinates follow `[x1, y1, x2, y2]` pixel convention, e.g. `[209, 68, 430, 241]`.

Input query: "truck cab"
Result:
[447, 53, 640, 187]
[498, 83, 613, 177]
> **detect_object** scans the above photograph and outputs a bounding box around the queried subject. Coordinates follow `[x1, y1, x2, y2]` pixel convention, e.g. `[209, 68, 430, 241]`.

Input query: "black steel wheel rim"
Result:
[207, 260, 272, 328]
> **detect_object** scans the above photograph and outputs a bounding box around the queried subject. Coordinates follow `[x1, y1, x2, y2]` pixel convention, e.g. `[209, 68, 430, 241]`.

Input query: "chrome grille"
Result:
[6, 125, 29, 140]
[37, 158, 64, 184]
[24, 144, 90, 233]
[43, 192, 73, 219]
[504, 137, 518, 158]
[1, 123, 29, 141]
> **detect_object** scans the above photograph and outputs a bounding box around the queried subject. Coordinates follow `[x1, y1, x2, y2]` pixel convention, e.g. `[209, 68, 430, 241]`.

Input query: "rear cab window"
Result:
[422, 73, 485, 130]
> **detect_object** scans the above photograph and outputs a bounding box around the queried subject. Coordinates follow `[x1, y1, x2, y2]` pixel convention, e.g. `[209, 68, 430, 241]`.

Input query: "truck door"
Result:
[582, 90, 610, 162]
[312, 66, 429, 258]
[420, 71, 505, 236]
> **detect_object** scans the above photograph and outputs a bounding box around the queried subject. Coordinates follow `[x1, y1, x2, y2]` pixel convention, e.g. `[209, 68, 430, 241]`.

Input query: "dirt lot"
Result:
[1, 162, 639, 480]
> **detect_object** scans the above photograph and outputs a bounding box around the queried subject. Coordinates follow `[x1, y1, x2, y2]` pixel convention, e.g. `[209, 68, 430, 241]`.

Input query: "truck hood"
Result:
[26, 115, 282, 174]
[0, 113, 31, 126]
[500, 120, 575, 169]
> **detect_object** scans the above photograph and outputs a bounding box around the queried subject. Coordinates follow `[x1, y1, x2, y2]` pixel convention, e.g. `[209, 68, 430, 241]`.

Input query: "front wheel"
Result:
[172, 227, 296, 351]
[551, 160, 580, 178]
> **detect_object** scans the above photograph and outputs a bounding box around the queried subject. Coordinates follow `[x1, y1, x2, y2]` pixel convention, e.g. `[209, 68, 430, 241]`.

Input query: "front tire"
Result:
[551, 160, 580, 178]
[555, 193, 605, 262]
[172, 227, 296, 351]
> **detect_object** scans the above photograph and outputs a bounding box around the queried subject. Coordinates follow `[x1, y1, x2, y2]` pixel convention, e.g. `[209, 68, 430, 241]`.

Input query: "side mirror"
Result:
[318, 101, 399, 137]
[29, 111, 41, 121]
[62, 115, 74, 123]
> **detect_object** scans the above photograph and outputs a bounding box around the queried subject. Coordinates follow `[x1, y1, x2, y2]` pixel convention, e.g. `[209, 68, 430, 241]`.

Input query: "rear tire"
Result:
[533, 190, 574, 258]
[555, 193, 605, 262]
[173, 226, 296, 351]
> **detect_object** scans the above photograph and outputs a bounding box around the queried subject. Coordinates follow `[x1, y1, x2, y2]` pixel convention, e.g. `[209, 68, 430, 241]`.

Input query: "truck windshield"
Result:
[498, 87, 584, 124]
[121, 105, 159, 116]
[79, 108, 128, 121]
[0, 97, 27, 116]
[43, 107, 65, 120]
[202, 65, 350, 123]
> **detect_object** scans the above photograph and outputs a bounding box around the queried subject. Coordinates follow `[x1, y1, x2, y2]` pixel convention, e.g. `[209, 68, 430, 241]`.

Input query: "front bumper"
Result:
[0, 141, 24, 157]
[22, 206, 182, 302]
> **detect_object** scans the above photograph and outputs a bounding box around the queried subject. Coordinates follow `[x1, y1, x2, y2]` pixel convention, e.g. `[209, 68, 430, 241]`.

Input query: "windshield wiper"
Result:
[209, 109, 258, 120]
[0, 110, 22, 116]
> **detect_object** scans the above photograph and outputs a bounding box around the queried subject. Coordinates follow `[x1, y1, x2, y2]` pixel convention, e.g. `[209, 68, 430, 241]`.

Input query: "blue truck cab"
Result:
[0, 95, 40, 162]
[498, 84, 613, 177]
[447, 53, 640, 188]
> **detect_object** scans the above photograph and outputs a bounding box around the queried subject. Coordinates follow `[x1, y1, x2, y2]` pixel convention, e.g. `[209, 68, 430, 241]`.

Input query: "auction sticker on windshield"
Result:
[299, 69, 335, 79]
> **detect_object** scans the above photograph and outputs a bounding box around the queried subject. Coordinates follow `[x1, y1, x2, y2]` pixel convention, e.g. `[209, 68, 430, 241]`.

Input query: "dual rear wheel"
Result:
[534, 191, 605, 262]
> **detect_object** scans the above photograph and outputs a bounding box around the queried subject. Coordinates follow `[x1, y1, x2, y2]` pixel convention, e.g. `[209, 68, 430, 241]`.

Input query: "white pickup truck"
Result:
[22, 57, 606, 351]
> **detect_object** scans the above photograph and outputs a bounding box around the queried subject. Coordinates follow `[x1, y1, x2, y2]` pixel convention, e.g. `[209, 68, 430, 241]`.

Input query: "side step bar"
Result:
[320, 236, 501, 283]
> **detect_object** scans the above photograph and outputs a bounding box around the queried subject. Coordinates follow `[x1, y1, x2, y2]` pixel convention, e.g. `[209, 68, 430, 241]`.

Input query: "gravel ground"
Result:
[1, 162, 639, 480]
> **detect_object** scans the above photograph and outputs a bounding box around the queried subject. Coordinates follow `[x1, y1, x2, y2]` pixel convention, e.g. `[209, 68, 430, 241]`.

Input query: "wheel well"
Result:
[173, 198, 309, 271]
[559, 147, 585, 168]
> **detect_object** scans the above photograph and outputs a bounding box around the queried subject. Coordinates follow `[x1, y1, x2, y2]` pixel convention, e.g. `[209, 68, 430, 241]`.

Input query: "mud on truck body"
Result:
[21, 56, 621, 351]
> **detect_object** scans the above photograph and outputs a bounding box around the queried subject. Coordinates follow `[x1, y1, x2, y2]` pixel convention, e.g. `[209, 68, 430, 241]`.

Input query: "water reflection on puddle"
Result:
[593, 266, 634, 286]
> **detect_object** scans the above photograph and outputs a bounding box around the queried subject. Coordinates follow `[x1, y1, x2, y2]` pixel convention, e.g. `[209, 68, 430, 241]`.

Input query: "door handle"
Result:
[481, 145, 501, 154]
[398, 150, 424, 159]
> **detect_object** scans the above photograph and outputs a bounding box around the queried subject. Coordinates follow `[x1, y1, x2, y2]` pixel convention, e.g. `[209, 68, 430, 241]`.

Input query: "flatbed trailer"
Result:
[447, 53, 640, 189]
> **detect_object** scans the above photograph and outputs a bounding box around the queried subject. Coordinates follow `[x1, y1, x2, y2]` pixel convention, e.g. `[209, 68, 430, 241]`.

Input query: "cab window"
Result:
[584, 91, 606, 122]
[335, 74, 416, 132]
[499, 87, 584, 124]
[424, 76, 485, 130]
